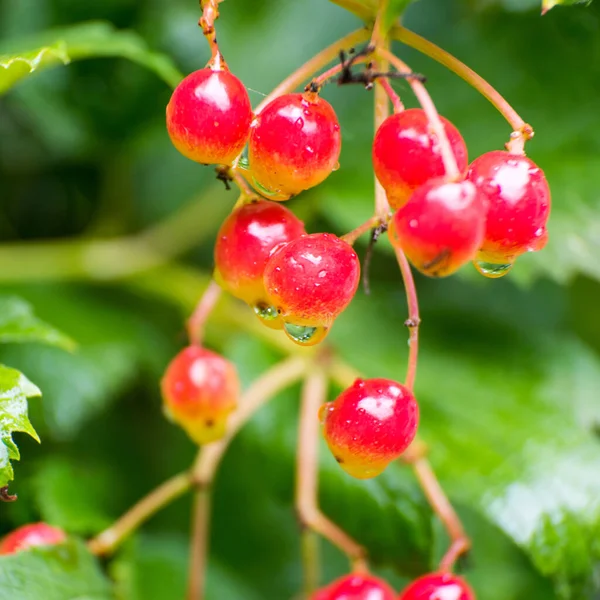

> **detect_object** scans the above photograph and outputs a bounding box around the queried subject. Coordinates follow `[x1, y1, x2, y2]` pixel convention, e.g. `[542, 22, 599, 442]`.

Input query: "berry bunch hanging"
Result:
[26, 1, 552, 598]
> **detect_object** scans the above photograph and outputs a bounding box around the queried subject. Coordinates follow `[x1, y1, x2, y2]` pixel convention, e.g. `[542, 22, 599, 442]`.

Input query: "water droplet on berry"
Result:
[253, 303, 279, 322]
[332, 161, 340, 172]
[283, 323, 318, 344]
[306, 145, 314, 154]
[295, 117, 304, 129]
[474, 260, 513, 278]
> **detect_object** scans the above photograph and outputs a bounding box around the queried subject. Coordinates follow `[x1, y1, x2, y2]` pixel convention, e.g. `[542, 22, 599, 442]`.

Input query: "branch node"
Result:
[0, 486, 17, 502]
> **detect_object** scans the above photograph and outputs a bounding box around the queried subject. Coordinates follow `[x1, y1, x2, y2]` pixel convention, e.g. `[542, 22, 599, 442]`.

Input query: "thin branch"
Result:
[341, 216, 380, 246]
[296, 366, 367, 573]
[187, 356, 307, 600]
[373, 57, 392, 221]
[88, 472, 191, 556]
[377, 77, 404, 113]
[186, 280, 222, 346]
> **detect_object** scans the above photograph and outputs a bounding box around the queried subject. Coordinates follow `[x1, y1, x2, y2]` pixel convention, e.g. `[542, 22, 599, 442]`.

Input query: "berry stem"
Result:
[296, 364, 367, 573]
[377, 47, 461, 181]
[392, 25, 533, 151]
[229, 168, 260, 201]
[308, 55, 369, 91]
[377, 77, 404, 113]
[301, 529, 321, 598]
[200, 0, 223, 67]
[186, 279, 222, 345]
[409, 456, 470, 571]
[253, 29, 370, 115]
[341, 216, 381, 245]
[187, 356, 307, 599]
[394, 247, 420, 391]
[88, 471, 191, 556]
[374, 56, 392, 220]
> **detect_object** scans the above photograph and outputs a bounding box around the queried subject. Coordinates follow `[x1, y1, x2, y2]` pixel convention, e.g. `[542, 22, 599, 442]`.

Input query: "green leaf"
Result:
[0, 365, 40, 488]
[0, 539, 112, 600]
[30, 457, 113, 534]
[0, 21, 183, 95]
[0, 296, 74, 351]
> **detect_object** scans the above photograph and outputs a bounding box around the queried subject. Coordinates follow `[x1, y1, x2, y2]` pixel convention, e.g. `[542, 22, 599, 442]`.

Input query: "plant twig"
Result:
[295, 365, 367, 573]
[187, 280, 223, 346]
[373, 56, 392, 221]
[88, 472, 192, 556]
[187, 356, 307, 600]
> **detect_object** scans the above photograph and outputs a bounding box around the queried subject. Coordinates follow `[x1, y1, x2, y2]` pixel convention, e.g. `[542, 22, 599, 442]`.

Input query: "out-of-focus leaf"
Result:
[329, 0, 418, 24]
[0, 21, 183, 94]
[0, 539, 112, 600]
[542, 0, 593, 13]
[30, 457, 113, 534]
[111, 534, 262, 600]
[0, 284, 178, 439]
[328, 278, 600, 599]
[0, 365, 40, 488]
[0, 296, 74, 351]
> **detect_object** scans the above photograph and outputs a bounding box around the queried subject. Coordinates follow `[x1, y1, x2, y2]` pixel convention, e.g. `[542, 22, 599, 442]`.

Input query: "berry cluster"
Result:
[155, 6, 554, 598]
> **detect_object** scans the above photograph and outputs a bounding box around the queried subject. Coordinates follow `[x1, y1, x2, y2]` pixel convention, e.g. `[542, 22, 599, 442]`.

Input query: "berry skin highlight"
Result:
[0, 523, 66, 555]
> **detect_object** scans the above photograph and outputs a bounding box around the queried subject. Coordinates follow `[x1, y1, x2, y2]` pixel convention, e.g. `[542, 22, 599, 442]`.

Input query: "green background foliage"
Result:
[1, 0, 599, 598]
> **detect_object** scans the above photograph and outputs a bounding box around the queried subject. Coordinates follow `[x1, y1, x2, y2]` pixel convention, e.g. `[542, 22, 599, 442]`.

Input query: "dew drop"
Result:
[305, 145, 314, 154]
[295, 117, 304, 129]
[332, 161, 340, 172]
[303, 109, 311, 116]
[474, 260, 513, 278]
[283, 323, 324, 345]
[253, 303, 279, 322]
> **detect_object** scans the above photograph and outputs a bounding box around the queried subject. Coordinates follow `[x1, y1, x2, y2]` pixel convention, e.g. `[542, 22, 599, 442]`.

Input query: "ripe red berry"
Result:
[214, 200, 306, 329]
[248, 92, 341, 200]
[320, 378, 419, 479]
[372, 108, 469, 209]
[313, 573, 396, 600]
[388, 180, 488, 277]
[0, 523, 66, 555]
[467, 150, 551, 278]
[398, 572, 475, 600]
[263, 233, 360, 345]
[166, 67, 252, 165]
[161, 346, 239, 445]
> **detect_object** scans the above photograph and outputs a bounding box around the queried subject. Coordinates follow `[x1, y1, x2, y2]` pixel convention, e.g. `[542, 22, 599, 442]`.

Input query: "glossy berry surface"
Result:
[166, 67, 252, 165]
[313, 573, 396, 600]
[389, 180, 488, 278]
[263, 233, 360, 345]
[398, 572, 475, 600]
[0, 523, 66, 555]
[248, 92, 341, 200]
[320, 378, 419, 479]
[467, 150, 550, 276]
[214, 200, 306, 329]
[372, 108, 468, 209]
[161, 345, 239, 445]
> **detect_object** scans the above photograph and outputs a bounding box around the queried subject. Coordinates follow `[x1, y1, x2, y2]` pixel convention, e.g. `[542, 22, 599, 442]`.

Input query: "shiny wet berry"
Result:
[214, 200, 306, 329]
[320, 378, 419, 479]
[248, 92, 341, 200]
[388, 179, 488, 277]
[398, 572, 475, 600]
[0, 523, 66, 554]
[166, 67, 252, 165]
[467, 150, 550, 277]
[372, 108, 468, 209]
[313, 573, 396, 600]
[263, 233, 360, 345]
[161, 345, 239, 445]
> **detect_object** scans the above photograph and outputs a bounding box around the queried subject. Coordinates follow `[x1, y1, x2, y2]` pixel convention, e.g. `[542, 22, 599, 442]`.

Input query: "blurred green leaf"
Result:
[329, 0, 418, 23]
[0, 365, 40, 488]
[0, 539, 112, 600]
[30, 457, 113, 534]
[0, 296, 74, 351]
[0, 21, 183, 94]
[111, 534, 262, 600]
[543, 0, 593, 12]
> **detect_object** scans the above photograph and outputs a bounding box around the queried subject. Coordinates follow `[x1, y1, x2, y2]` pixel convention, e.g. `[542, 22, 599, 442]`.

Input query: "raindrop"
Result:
[295, 117, 304, 129]
[253, 303, 279, 322]
[283, 323, 322, 344]
[474, 260, 513, 278]
[332, 161, 340, 172]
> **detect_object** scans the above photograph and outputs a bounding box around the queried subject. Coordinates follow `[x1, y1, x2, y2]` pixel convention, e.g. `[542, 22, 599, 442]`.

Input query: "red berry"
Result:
[161, 346, 239, 445]
[214, 200, 306, 329]
[388, 180, 488, 277]
[373, 108, 468, 209]
[398, 572, 475, 600]
[0, 523, 66, 555]
[467, 150, 551, 277]
[248, 92, 341, 200]
[263, 233, 360, 345]
[313, 573, 396, 600]
[166, 67, 252, 165]
[320, 378, 419, 479]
